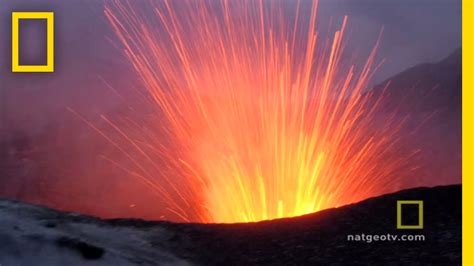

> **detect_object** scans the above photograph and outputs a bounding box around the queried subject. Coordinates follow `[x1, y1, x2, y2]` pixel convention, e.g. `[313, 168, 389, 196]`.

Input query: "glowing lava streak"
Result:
[104, 0, 415, 223]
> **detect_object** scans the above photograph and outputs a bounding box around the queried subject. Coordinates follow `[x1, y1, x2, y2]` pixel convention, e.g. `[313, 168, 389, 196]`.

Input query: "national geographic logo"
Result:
[346, 200, 426, 243]
[397, 200, 424, 229]
[11, 12, 55, 72]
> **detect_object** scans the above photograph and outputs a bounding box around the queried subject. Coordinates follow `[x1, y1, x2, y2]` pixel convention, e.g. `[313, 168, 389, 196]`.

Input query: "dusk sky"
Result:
[0, 0, 461, 128]
[0, 0, 462, 221]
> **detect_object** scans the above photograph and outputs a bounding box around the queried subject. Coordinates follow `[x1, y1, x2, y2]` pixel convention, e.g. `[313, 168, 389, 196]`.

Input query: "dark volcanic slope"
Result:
[368, 49, 461, 188]
[371, 48, 461, 113]
[0, 185, 461, 266]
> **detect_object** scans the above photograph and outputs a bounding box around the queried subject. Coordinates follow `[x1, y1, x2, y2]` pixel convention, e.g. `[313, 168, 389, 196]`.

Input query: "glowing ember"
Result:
[103, 0, 415, 223]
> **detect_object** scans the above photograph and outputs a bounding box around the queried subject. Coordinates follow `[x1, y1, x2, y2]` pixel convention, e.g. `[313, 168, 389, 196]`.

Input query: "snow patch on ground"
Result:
[0, 200, 191, 266]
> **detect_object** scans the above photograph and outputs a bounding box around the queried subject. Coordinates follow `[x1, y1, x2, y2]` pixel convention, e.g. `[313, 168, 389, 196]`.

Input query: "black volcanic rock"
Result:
[367, 49, 462, 188]
[0, 185, 461, 265]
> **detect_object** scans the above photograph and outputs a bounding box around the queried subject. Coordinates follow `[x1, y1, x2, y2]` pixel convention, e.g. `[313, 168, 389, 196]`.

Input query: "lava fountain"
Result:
[103, 0, 416, 223]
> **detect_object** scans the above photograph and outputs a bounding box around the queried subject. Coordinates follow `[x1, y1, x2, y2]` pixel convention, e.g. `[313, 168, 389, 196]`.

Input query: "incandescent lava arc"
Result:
[102, 0, 417, 223]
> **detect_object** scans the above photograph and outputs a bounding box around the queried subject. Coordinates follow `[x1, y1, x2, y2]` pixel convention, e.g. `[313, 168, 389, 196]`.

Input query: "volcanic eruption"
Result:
[100, 0, 417, 223]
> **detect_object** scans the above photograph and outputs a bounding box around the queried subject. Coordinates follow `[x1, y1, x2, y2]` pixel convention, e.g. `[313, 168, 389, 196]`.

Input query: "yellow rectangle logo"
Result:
[12, 12, 54, 72]
[397, 200, 424, 229]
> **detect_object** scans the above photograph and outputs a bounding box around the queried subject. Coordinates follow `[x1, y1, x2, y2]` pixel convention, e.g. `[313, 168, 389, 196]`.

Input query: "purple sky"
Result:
[0, 0, 462, 219]
[0, 0, 461, 134]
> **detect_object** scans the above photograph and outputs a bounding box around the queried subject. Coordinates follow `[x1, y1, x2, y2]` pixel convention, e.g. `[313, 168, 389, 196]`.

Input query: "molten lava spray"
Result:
[104, 0, 415, 223]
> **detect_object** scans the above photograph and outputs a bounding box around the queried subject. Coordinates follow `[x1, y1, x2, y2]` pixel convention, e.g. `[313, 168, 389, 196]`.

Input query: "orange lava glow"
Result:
[103, 0, 415, 223]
